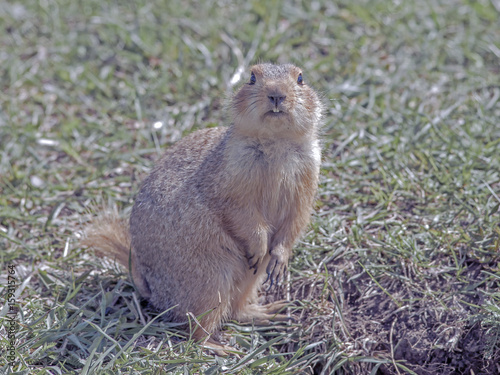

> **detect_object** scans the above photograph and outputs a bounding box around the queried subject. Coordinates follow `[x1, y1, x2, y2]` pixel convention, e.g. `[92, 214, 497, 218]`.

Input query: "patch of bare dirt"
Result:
[289, 255, 500, 375]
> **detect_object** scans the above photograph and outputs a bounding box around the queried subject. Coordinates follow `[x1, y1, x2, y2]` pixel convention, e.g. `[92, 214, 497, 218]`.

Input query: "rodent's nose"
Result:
[268, 95, 286, 107]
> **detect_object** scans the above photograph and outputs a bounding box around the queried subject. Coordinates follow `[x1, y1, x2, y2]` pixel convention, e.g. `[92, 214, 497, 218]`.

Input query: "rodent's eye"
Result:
[249, 72, 256, 85]
[297, 73, 304, 85]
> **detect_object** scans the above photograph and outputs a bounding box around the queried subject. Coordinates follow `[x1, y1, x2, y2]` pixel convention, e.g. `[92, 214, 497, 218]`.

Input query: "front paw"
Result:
[264, 247, 289, 290]
[247, 254, 264, 274]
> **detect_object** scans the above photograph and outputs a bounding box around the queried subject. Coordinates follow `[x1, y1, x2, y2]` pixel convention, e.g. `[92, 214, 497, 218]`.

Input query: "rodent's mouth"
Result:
[264, 110, 287, 117]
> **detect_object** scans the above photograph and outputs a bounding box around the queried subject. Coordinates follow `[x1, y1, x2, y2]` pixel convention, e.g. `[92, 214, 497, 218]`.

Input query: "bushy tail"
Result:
[82, 212, 151, 298]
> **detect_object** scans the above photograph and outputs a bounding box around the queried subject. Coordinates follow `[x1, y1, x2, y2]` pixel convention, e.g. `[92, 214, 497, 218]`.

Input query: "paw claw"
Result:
[264, 249, 288, 290]
[266, 276, 274, 291]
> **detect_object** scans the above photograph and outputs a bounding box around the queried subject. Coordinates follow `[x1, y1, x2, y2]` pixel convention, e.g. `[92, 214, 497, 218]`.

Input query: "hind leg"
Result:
[261, 300, 291, 313]
[192, 328, 237, 356]
[235, 303, 291, 325]
[231, 268, 291, 325]
[186, 297, 240, 356]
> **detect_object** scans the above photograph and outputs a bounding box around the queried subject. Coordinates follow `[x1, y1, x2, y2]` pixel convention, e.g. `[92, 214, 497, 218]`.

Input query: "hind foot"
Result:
[199, 337, 240, 357]
[261, 299, 291, 313]
[235, 303, 293, 325]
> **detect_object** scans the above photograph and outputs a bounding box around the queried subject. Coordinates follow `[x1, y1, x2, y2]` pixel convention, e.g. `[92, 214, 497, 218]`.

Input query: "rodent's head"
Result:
[231, 63, 322, 140]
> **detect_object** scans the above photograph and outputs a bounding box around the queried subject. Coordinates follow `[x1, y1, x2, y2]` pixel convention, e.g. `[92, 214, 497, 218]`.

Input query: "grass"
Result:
[1, 0, 500, 373]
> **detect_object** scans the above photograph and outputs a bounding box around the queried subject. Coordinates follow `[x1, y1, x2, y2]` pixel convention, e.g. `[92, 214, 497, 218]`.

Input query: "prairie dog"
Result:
[83, 63, 323, 349]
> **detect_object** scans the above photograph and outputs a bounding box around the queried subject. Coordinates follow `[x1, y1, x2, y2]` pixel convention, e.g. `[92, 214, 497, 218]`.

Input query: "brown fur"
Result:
[83, 63, 323, 345]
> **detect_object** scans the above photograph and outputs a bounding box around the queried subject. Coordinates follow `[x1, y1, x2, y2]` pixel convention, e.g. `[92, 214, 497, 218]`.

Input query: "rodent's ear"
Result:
[249, 72, 256, 85]
[297, 72, 304, 85]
